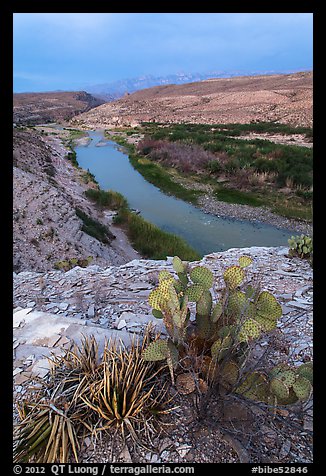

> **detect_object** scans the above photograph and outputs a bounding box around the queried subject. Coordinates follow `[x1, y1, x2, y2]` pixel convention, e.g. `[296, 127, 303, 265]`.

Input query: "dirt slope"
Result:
[13, 91, 105, 125]
[13, 127, 139, 272]
[72, 72, 312, 129]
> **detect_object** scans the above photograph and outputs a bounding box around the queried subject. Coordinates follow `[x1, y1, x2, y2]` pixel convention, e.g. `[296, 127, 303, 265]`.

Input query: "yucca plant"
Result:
[14, 329, 174, 462]
[80, 331, 175, 445]
[13, 399, 80, 463]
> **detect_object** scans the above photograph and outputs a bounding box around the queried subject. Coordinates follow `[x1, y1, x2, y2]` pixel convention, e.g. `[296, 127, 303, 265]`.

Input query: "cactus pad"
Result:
[177, 272, 188, 287]
[197, 314, 212, 340]
[176, 373, 196, 394]
[292, 376, 312, 401]
[159, 270, 173, 283]
[186, 283, 205, 302]
[270, 378, 290, 400]
[297, 362, 313, 385]
[269, 363, 291, 379]
[211, 336, 232, 361]
[223, 265, 245, 289]
[278, 370, 297, 387]
[190, 266, 214, 289]
[220, 360, 239, 387]
[256, 291, 282, 320]
[196, 290, 212, 316]
[173, 279, 184, 294]
[142, 339, 169, 361]
[172, 256, 185, 273]
[218, 325, 235, 339]
[245, 285, 256, 299]
[239, 318, 262, 341]
[148, 288, 166, 311]
[236, 372, 269, 401]
[238, 255, 253, 268]
[226, 290, 247, 318]
[152, 309, 164, 319]
[211, 302, 223, 323]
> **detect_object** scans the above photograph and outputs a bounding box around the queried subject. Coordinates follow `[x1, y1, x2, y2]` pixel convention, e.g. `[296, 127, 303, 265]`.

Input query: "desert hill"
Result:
[72, 71, 312, 129]
[13, 91, 105, 125]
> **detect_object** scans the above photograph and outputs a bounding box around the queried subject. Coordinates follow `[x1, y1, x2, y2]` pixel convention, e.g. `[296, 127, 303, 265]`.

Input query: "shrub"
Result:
[75, 208, 114, 244]
[54, 256, 93, 271]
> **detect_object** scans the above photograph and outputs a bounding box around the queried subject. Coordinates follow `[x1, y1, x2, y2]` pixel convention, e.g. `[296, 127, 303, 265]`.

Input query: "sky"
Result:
[13, 13, 313, 93]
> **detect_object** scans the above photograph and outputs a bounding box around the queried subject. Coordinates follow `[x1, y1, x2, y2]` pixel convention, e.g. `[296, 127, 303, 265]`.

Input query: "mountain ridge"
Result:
[72, 71, 312, 129]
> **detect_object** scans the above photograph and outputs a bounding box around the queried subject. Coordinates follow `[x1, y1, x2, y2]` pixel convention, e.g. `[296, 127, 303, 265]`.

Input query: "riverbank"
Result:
[13, 125, 140, 272]
[108, 129, 312, 236]
[168, 172, 313, 235]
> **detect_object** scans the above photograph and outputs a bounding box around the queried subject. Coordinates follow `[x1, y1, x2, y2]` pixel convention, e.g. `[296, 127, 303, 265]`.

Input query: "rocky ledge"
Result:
[13, 246, 313, 463]
[13, 246, 312, 383]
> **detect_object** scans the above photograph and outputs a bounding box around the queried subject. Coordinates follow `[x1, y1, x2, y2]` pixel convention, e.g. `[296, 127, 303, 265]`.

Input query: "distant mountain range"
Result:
[84, 70, 307, 101]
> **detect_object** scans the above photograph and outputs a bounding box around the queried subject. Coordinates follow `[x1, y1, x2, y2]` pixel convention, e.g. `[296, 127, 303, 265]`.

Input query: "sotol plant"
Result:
[142, 255, 313, 405]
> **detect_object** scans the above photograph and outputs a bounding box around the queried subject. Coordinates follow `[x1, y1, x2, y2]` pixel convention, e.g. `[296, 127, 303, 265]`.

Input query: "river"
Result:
[75, 130, 296, 256]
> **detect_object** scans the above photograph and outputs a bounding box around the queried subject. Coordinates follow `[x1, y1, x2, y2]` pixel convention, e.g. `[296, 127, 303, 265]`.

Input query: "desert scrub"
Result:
[106, 132, 202, 204]
[75, 208, 114, 244]
[135, 122, 312, 219]
[13, 332, 173, 463]
[80, 169, 98, 185]
[66, 149, 79, 168]
[214, 186, 263, 207]
[114, 209, 201, 261]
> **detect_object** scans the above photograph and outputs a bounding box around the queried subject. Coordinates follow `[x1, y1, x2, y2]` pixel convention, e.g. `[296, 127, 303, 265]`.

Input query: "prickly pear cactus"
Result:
[268, 362, 313, 404]
[172, 256, 185, 273]
[288, 234, 313, 259]
[238, 255, 253, 268]
[223, 265, 245, 290]
[185, 283, 205, 302]
[235, 371, 270, 402]
[142, 339, 169, 361]
[190, 266, 214, 289]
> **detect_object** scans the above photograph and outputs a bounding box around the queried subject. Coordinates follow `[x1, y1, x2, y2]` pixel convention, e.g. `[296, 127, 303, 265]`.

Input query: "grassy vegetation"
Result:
[128, 122, 313, 222]
[84, 186, 201, 261]
[106, 133, 202, 204]
[213, 187, 263, 207]
[66, 149, 79, 167]
[139, 122, 313, 189]
[113, 208, 201, 261]
[75, 207, 113, 244]
[141, 121, 313, 140]
[85, 188, 128, 210]
[64, 128, 88, 143]
[80, 169, 98, 185]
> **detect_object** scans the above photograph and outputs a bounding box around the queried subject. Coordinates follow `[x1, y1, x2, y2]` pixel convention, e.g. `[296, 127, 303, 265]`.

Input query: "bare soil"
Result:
[13, 91, 104, 125]
[73, 71, 312, 129]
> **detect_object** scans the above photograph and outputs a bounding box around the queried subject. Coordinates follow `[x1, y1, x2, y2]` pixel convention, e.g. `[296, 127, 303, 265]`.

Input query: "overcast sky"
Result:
[13, 13, 313, 92]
